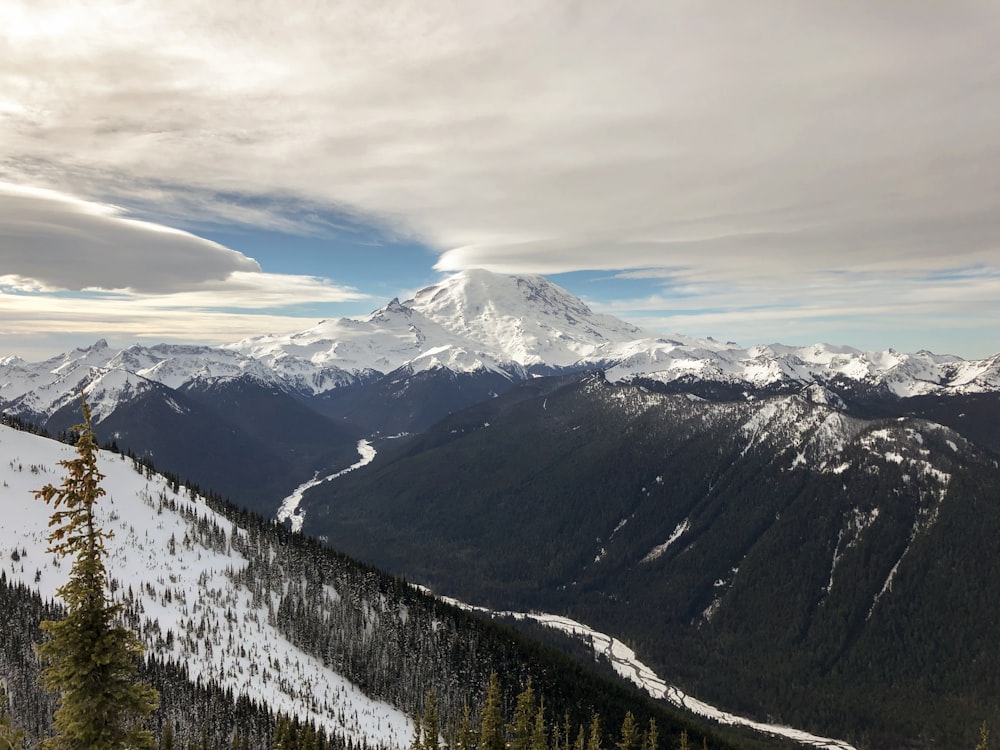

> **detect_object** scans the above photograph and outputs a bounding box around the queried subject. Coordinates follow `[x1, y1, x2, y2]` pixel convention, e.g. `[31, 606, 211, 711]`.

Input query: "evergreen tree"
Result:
[409, 706, 423, 750]
[641, 719, 657, 750]
[675, 730, 690, 750]
[273, 715, 294, 750]
[478, 674, 505, 750]
[530, 699, 547, 750]
[300, 721, 317, 750]
[454, 704, 476, 750]
[509, 681, 535, 750]
[422, 693, 440, 750]
[34, 395, 160, 750]
[549, 716, 561, 750]
[616, 712, 638, 750]
[976, 722, 989, 750]
[160, 721, 175, 750]
[585, 715, 601, 750]
[0, 686, 26, 750]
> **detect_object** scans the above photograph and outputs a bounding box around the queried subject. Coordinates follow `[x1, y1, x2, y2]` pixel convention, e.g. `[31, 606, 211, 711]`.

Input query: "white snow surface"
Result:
[640, 519, 689, 563]
[0, 424, 411, 748]
[0, 341, 286, 422]
[438, 598, 856, 750]
[277, 440, 377, 532]
[227, 269, 651, 376]
[2, 271, 999, 421]
[606, 340, 1000, 397]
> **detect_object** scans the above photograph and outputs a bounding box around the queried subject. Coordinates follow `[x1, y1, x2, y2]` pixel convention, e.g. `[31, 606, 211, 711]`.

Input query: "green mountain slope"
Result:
[302, 374, 1000, 748]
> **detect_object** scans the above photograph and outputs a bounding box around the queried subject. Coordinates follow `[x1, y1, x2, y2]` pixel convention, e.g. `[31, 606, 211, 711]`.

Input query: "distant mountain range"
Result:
[2, 269, 999, 749]
[3, 269, 998, 424]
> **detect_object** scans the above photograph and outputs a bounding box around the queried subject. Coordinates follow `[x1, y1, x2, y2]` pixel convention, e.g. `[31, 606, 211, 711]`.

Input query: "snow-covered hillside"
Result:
[0, 340, 287, 423]
[2, 270, 999, 425]
[0, 423, 411, 748]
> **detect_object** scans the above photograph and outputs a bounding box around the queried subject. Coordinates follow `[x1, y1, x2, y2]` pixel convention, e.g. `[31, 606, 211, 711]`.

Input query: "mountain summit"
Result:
[226, 269, 1000, 397]
[227, 269, 655, 376]
[406, 269, 650, 366]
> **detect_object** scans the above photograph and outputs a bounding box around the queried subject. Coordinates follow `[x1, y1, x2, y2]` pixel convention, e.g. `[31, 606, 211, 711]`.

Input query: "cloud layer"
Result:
[1, 1, 998, 355]
[0, 184, 260, 293]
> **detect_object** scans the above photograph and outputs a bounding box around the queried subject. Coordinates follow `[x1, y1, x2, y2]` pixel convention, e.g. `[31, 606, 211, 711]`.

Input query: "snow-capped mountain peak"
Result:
[226, 269, 657, 378]
[406, 269, 651, 367]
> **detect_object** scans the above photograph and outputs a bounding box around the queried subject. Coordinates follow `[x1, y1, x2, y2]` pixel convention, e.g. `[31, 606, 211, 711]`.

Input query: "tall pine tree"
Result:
[35, 395, 159, 750]
[529, 699, 546, 750]
[616, 713, 638, 750]
[641, 719, 657, 750]
[478, 673, 505, 750]
[508, 681, 535, 750]
[976, 722, 989, 750]
[585, 715, 602, 750]
[422, 692, 440, 750]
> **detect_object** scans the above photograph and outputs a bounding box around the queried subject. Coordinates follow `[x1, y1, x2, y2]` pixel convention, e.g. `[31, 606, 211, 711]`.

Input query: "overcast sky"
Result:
[2, 1, 999, 360]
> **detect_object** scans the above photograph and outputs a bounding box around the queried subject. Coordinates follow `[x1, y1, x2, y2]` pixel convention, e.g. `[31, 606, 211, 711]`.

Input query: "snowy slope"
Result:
[225, 297, 518, 380]
[408, 269, 650, 367]
[605, 340, 1000, 396]
[0, 424, 411, 748]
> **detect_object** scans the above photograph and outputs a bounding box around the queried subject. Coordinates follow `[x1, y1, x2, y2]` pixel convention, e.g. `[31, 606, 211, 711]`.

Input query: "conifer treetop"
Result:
[34, 392, 159, 750]
[36, 394, 111, 562]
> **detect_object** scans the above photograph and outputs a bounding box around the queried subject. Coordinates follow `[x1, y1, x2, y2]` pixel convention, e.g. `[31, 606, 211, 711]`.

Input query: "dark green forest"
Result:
[301, 375, 1000, 748]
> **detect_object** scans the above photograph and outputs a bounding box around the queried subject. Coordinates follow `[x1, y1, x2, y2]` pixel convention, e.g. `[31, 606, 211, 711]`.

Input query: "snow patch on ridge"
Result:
[641, 519, 689, 563]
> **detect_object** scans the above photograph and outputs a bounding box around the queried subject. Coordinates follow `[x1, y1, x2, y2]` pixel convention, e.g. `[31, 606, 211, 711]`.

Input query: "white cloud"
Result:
[0, 288, 355, 355]
[1, 1, 998, 354]
[0, 183, 367, 300]
[588, 268, 1000, 357]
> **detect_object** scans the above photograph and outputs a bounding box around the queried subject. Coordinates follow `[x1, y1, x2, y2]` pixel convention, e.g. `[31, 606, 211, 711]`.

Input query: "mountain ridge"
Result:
[2, 270, 998, 427]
